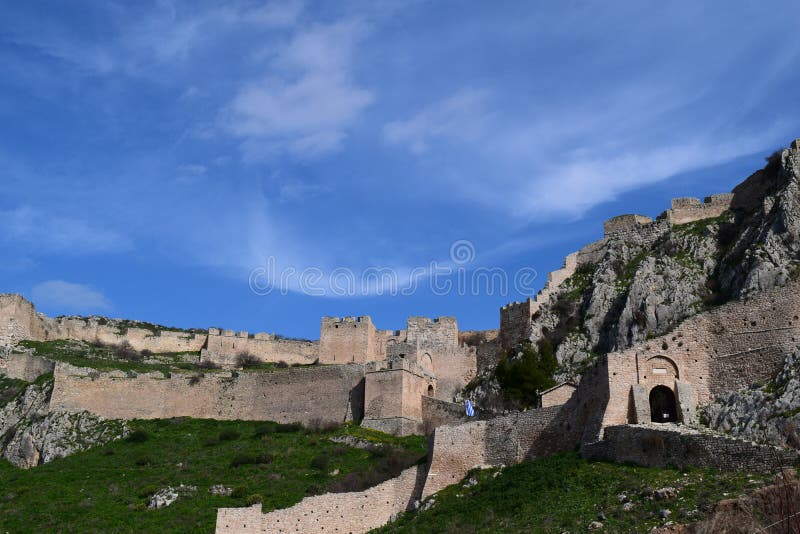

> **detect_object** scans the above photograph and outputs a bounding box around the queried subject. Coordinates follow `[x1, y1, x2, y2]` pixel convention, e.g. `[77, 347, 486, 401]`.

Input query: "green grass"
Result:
[377, 451, 771, 533]
[0, 418, 427, 533]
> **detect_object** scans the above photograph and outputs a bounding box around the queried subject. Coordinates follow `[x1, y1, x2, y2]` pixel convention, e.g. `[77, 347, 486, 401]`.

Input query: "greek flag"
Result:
[465, 399, 475, 417]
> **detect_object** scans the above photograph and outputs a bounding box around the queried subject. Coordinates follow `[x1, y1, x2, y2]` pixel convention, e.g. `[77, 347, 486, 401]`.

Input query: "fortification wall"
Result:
[216, 464, 426, 534]
[429, 349, 477, 401]
[541, 383, 576, 408]
[499, 299, 534, 350]
[603, 217, 670, 247]
[422, 406, 564, 498]
[319, 316, 382, 364]
[499, 253, 578, 350]
[50, 362, 365, 424]
[203, 329, 317, 367]
[406, 317, 458, 351]
[583, 425, 798, 472]
[42, 319, 207, 354]
[362, 360, 435, 435]
[600, 280, 800, 430]
[0, 351, 54, 381]
[0, 294, 46, 346]
[665, 194, 733, 225]
[421, 396, 471, 431]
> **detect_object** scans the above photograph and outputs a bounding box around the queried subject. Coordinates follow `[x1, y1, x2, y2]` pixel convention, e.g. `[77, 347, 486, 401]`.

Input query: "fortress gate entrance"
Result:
[649, 385, 677, 423]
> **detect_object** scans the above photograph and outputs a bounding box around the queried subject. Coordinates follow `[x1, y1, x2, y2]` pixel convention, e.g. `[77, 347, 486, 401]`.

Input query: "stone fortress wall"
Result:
[202, 329, 318, 366]
[216, 464, 427, 534]
[50, 361, 366, 425]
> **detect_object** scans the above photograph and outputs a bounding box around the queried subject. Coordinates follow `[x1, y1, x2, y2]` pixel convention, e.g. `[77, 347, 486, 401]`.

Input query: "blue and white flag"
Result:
[465, 399, 475, 417]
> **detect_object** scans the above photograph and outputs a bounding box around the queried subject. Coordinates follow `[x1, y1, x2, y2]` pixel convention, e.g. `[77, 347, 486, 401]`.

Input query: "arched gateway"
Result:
[649, 385, 677, 423]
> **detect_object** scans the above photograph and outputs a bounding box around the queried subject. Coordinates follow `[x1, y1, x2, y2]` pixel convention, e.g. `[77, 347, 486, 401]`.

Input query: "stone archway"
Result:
[649, 385, 677, 423]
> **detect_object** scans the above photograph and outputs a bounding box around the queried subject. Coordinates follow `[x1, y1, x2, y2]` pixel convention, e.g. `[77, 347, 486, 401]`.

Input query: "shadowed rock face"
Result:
[0, 379, 128, 468]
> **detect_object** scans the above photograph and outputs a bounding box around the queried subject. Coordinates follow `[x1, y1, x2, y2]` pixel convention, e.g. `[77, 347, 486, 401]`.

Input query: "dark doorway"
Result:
[427, 385, 434, 397]
[649, 385, 677, 423]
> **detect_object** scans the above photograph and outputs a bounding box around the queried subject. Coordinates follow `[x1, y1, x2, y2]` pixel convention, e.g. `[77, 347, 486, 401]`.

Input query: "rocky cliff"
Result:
[0, 377, 128, 468]
[700, 347, 800, 450]
[473, 141, 800, 410]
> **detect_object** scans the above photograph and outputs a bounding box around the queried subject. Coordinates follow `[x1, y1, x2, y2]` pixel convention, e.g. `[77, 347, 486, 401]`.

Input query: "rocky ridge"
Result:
[469, 142, 800, 410]
[0, 377, 128, 468]
[700, 347, 800, 449]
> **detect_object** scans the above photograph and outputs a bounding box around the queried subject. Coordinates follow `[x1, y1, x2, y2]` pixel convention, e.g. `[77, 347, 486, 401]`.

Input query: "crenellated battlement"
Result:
[664, 193, 734, 225]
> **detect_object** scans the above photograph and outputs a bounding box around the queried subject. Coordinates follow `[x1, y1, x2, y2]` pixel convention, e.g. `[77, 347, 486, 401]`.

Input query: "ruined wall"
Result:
[50, 362, 365, 424]
[422, 406, 564, 498]
[203, 329, 317, 367]
[583, 425, 798, 473]
[0, 351, 54, 381]
[0, 294, 46, 346]
[319, 316, 382, 364]
[600, 280, 800, 430]
[665, 194, 733, 225]
[216, 465, 426, 534]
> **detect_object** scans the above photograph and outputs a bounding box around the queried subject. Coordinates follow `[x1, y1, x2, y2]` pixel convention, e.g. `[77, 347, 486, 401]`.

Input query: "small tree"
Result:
[495, 341, 557, 408]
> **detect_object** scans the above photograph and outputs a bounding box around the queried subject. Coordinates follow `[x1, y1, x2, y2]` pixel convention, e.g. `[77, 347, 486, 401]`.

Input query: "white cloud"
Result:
[31, 280, 111, 314]
[383, 89, 491, 154]
[225, 19, 373, 159]
[0, 206, 132, 254]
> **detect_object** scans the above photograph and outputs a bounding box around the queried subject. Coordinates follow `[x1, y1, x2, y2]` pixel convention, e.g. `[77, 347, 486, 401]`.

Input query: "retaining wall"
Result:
[216, 465, 426, 533]
[582, 424, 799, 472]
[50, 362, 365, 424]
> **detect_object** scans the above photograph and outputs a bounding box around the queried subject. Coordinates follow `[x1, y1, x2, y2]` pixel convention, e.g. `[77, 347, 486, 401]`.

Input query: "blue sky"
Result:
[1, 1, 799, 339]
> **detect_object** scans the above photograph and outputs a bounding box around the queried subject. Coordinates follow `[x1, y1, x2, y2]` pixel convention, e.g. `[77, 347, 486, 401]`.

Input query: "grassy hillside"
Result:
[0, 418, 426, 533]
[377, 452, 773, 533]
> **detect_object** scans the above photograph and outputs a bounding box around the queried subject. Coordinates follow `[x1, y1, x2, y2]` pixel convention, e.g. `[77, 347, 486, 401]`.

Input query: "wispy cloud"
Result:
[224, 19, 374, 159]
[383, 89, 491, 154]
[0, 206, 133, 254]
[31, 280, 112, 314]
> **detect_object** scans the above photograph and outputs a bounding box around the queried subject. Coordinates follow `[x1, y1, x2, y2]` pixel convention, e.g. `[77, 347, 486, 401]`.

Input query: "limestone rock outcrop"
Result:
[701, 348, 800, 449]
[0, 378, 128, 468]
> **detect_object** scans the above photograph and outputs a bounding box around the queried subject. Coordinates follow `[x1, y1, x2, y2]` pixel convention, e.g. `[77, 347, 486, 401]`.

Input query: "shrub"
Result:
[230, 486, 247, 499]
[495, 342, 557, 407]
[114, 341, 142, 362]
[235, 351, 260, 369]
[306, 417, 342, 433]
[230, 452, 274, 467]
[218, 429, 240, 441]
[197, 359, 221, 370]
[126, 429, 150, 443]
[310, 453, 329, 470]
[275, 360, 289, 368]
[140, 349, 153, 357]
[134, 455, 152, 466]
[245, 494, 264, 506]
[188, 374, 203, 386]
[203, 437, 219, 447]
